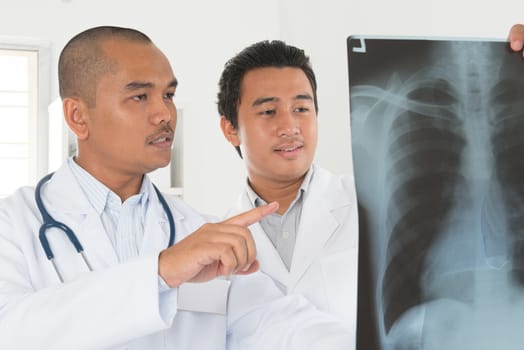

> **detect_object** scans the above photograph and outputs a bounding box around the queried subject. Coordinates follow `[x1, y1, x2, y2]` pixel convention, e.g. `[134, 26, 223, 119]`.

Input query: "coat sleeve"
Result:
[226, 272, 353, 349]
[0, 200, 177, 350]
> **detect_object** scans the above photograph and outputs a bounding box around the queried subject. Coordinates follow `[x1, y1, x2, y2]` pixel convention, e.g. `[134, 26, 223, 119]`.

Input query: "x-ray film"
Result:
[348, 36, 524, 350]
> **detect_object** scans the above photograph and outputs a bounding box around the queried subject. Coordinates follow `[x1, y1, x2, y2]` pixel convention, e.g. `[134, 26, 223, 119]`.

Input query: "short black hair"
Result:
[217, 40, 318, 156]
[58, 26, 152, 106]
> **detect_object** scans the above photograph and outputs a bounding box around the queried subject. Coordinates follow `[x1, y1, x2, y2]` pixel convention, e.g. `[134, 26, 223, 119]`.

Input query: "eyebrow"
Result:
[125, 78, 178, 91]
[251, 93, 313, 107]
[168, 79, 179, 89]
[252, 96, 278, 106]
[295, 94, 313, 102]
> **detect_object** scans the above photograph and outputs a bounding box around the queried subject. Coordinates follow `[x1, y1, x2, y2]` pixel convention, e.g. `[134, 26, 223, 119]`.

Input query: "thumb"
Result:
[224, 201, 279, 227]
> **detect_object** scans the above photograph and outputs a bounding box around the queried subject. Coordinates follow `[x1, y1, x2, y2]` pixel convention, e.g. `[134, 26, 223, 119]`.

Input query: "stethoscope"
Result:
[35, 172, 176, 282]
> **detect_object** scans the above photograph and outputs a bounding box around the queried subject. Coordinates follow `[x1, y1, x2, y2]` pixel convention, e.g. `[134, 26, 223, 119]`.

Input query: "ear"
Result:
[220, 116, 240, 147]
[63, 97, 89, 140]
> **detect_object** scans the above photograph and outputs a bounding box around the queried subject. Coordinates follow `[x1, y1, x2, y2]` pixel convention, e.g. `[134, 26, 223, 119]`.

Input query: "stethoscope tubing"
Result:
[35, 172, 175, 282]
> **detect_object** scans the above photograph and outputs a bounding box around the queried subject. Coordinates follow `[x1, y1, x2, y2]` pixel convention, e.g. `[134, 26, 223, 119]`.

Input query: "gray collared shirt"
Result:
[246, 167, 314, 270]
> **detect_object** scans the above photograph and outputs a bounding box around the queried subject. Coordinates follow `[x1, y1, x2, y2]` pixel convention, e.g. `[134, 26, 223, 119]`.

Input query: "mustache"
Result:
[156, 122, 173, 134]
[277, 135, 304, 143]
[146, 122, 175, 143]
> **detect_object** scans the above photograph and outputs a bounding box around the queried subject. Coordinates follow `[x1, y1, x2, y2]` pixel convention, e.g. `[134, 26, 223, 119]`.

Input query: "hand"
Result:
[508, 24, 524, 56]
[158, 202, 279, 287]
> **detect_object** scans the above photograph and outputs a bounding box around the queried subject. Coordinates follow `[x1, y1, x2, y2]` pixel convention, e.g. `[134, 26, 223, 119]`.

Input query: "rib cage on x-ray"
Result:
[349, 39, 524, 345]
[491, 77, 524, 283]
[381, 76, 467, 333]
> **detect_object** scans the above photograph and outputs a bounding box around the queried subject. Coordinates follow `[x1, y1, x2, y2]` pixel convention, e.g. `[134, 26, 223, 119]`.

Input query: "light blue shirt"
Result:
[68, 157, 149, 263]
[67, 158, 171, 292]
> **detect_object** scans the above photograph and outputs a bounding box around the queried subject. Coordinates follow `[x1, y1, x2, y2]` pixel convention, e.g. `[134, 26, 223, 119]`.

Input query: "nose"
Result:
[150, 96, 175, 125]
[277, 110, 300, 137]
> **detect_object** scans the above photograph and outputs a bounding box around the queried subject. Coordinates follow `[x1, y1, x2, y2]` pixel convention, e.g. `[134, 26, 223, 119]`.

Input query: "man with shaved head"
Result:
[0, 26, 353, 350]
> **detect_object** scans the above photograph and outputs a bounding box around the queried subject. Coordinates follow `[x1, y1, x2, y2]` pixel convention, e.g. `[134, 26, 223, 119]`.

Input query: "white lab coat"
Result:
[0, 163, 352, 350]
[227, 165, 359, 347]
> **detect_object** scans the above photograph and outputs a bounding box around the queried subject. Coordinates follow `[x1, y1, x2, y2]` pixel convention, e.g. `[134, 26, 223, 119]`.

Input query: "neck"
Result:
[249, 175, 306, 215]
[106, 177, 143, 202]
[74, 156, 143, 202]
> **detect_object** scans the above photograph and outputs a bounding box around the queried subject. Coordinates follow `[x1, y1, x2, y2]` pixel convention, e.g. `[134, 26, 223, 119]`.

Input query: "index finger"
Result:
[224, 202, 279, 227]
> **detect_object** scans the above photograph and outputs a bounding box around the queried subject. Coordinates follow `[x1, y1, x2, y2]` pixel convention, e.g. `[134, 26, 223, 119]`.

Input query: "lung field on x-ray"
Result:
[381, 74, 467, 333]
[349, 38, 524, 349]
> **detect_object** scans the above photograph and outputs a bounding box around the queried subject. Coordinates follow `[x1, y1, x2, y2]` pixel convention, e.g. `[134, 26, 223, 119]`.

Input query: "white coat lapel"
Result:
[237, 193, 290, 290]
[289, 167, 350, 288]
[290, 195, 338, 287]
[74, 211, 119, 268]
[42, 164, 119, 277]
[140, 183, 178, 255]
[251, 222, 290, 290]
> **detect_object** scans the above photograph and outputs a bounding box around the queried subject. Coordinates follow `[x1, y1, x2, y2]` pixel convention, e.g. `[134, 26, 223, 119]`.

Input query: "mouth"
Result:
[274, 143, 303, 155]
[148, 132, 173, 147]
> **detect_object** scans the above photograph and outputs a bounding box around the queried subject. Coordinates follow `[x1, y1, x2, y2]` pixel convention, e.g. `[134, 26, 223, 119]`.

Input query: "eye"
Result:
[164, 91, 176, 101]
[132, 94, 147, 102]
[259, 109, 276, 116]
[294, 106, 310, 113]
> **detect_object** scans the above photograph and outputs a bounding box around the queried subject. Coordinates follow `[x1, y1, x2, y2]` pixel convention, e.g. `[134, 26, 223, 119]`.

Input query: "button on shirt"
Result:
[246, 167, 314, 270]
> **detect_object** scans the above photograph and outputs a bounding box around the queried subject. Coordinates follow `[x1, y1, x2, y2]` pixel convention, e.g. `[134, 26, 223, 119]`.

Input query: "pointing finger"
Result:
[224, 201, 279, 227]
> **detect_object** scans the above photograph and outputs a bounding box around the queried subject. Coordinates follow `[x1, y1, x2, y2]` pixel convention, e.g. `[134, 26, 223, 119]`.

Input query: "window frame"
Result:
[0, 37, 52, 192]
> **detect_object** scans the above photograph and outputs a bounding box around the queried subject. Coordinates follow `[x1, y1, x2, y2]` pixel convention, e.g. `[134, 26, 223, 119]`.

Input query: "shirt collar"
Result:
[246, 165, 315, 208]
[67, 157, 150, 215]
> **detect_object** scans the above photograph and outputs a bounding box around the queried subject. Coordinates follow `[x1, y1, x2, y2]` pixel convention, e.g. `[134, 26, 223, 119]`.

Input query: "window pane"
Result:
[0, 106, 29, 142]
[0, 54, 29, 91]
[0, 92, 28, 106]
[0, 47, 39, 195]
[0, 159, 28, 196]
[0, 143, 28, 158]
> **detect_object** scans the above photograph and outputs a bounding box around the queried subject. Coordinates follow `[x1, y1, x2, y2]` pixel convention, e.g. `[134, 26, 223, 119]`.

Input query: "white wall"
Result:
[1, 0, 523, 216]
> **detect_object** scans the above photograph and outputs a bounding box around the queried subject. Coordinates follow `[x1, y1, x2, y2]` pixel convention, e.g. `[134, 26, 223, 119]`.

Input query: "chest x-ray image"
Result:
[348, 37, 524, 350]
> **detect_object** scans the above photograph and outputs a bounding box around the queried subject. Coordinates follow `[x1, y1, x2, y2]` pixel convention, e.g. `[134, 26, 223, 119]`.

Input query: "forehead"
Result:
[99, 39, 176, 87]
[240, 67, 313, 101]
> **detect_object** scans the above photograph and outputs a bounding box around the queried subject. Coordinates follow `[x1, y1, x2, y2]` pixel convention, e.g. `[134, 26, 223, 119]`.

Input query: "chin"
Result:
[276, 169, 309, 182]
[144, 160, 171, 174]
